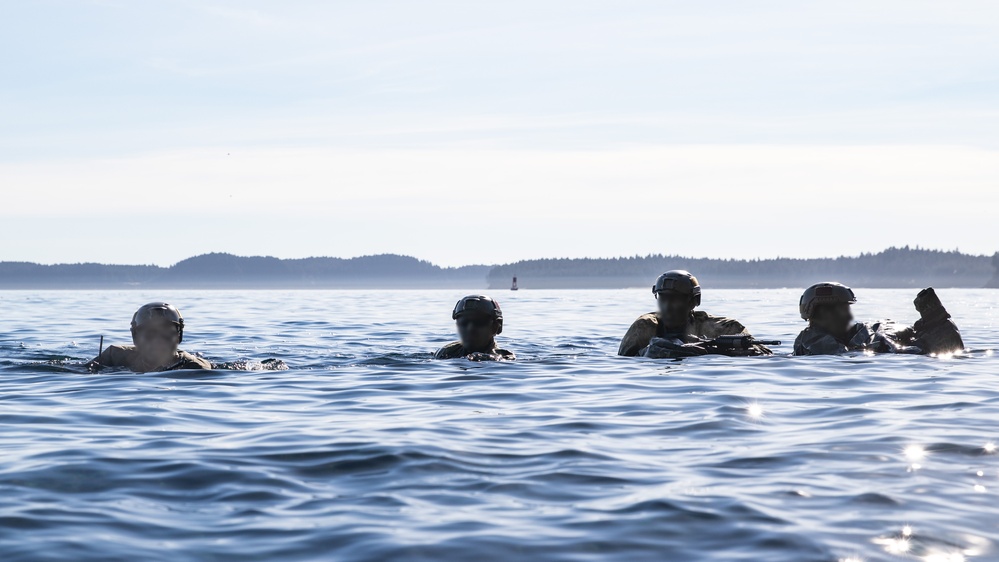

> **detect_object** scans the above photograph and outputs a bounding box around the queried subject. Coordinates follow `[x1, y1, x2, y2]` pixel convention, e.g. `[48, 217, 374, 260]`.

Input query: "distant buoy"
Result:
[511, 276, 519, 291]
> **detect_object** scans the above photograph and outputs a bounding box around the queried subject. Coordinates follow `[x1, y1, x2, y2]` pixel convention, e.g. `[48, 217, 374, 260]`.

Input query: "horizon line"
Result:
[2, 245, 995, 270]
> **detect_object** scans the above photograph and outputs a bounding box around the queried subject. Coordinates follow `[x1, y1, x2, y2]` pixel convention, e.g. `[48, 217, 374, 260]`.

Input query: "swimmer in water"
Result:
[86, 302, 212, 373]
[434, 295, 515, 361]
[618, 270, 772, 358]
[793, 283, 965, 356]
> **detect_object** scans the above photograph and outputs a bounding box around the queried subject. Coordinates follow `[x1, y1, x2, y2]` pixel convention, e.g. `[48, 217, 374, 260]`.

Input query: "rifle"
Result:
[642, 335, 780, 359]
[705, 335, 780, 350]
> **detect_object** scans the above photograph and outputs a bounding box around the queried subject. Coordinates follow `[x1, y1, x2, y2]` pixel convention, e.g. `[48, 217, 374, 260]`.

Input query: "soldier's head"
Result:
[799, 282, 856, 339]
[130, 302, 184, 358]
[653, 270, 701, 328]
[452, 295, 503, 353]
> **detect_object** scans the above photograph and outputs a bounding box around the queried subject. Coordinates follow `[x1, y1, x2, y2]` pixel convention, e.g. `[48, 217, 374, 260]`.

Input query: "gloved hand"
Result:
[912, 288, 965, 354]
[641, 337, 709, 359]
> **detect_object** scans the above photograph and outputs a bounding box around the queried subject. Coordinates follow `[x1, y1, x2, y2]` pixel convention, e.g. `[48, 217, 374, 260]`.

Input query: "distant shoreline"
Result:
[1, 247, 997, 290]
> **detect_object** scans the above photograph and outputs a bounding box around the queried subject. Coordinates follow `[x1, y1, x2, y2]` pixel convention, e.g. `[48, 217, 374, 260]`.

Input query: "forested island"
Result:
[0, 247, 997, 289]
[489, 247, 999, 289]
[0, 253, 490, 289]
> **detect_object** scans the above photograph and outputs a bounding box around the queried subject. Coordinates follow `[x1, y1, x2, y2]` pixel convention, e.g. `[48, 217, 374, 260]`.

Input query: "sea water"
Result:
[1, 289, 997, 562]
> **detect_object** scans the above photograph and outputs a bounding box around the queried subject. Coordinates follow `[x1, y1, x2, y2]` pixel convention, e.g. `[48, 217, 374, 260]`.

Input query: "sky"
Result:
[1, 0, 997, 267]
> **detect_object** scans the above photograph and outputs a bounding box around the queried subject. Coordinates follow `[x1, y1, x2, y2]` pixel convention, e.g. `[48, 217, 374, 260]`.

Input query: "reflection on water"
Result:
[875, 524, 983, 561]
[0, 289, 997, 562]
[905, 445, 926, 462]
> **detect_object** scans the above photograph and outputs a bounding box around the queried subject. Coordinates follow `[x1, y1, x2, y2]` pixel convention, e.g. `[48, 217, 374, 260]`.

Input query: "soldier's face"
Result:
[456, 313, 498, 352]
[657, 293, 695, 327]
[132, 320, 180, 356]
[814, 303, 853, 339]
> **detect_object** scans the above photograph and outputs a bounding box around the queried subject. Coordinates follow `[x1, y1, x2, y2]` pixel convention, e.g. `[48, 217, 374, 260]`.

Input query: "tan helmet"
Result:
[653, 270, 701, 307]
[799, 282, 856, 320]
[131, 302, 185, 342]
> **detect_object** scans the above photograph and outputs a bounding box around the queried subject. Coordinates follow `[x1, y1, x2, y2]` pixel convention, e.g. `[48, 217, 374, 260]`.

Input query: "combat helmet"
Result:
[799, 282, 856, 321]
[653, 270, 701, 307]
[131, 302, 185, 342]
[452, 295, 503, 334]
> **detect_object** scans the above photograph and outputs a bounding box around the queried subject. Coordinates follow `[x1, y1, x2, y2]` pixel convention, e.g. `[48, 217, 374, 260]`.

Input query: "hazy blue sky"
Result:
[2, 1, 997, 266]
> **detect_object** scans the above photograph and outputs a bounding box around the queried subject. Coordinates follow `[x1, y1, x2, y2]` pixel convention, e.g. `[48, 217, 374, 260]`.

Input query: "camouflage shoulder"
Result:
[177, 351, 212, 370]
[634, 312, 659, 326]
[434, 342, 466, 360]
[93, 344, 135, 369]
[625, 312, 660, 335]
[793, 328, 847, 356]
[619, 313, 659, 356]
[694, 310, 748, 335]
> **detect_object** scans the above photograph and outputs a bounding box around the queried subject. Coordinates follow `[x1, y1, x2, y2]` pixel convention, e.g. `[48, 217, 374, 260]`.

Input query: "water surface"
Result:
[1, 289, 997, 561]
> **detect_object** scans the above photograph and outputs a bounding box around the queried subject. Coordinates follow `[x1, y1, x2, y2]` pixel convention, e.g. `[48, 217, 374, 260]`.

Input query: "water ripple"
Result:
[0, 289, 997, 561]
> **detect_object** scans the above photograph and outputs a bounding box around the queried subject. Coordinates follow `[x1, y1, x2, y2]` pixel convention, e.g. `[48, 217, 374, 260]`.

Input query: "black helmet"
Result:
[653, 270, 701, 307]
[799, 282, 856, 321]
[131, 302, 185, 342]
[452, 295, 503, 334]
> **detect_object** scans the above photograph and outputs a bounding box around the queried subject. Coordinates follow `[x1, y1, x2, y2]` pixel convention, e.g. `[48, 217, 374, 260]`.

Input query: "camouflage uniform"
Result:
[618, 311, 763, 356]
[94, 345, 212, 371]
[793, 285, 963, 357]
[434, 342, 516, 361]
[794, 318, 962, 356]
[792, 322, 910, 356]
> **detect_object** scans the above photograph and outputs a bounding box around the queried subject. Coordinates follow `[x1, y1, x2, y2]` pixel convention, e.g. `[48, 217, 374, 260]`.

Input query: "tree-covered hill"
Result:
[0, 253, 490, 289]
[487, 247, 999, 289]
[1, 247, 996, 289]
